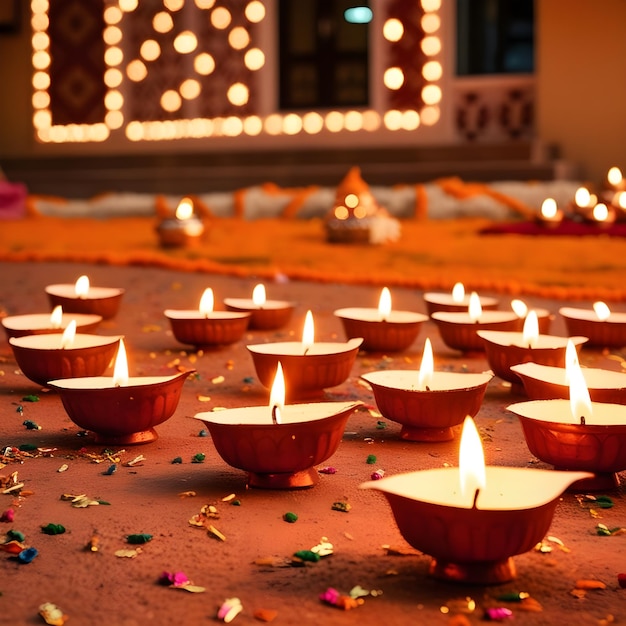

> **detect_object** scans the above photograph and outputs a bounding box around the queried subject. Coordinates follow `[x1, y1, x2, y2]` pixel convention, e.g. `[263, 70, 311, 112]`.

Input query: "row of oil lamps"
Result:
[2, 276, 626, 585]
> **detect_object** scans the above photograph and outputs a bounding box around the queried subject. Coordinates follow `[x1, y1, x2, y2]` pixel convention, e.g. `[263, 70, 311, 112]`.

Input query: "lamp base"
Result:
[247, 467, 319, 489]
[92, 428, 158, 446]
[429, 556, 516, 585]
[400, 425, 457, 442]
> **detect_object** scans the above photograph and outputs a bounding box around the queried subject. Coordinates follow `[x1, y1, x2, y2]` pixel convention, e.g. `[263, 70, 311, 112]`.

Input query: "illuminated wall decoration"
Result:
[32, 0, 443, 144]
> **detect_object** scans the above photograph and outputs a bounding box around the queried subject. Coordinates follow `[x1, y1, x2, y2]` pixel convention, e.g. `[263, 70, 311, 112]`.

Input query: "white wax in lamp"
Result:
[223, 283, 293, 311]
[1, 305, 101, 335]
[165, 288, 250, 321]
[46, 275, 123, 301]
[432, 292, 518, 325]
[335, 287, 427, 323]
[423, 282, 498, 309]
[560, 301, 626, 324]
[9, 323, 120, 352]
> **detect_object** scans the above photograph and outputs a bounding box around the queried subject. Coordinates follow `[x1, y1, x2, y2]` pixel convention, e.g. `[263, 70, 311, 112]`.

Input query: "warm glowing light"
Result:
[211, 7, 232, 29]
[353, 206, 367, 219]
[378, 287, 392, 321]
[282, 113, 303, 135]
[593, 203, 609, 222]
[383, 67, 404, 90]
[421, 13, 440, 33]
[126, 60, 147, 81]
[112, 339, 130, 387]
[50, 305, 63, 329]
[176, 198, 194, 220]
[510, 299, 528, 318]
[153, 12, 174, 33]
[180, 79, 201, 99]
[383, 18, 403, 41]
[199, 288, 214, 315]
[33, 71, 50, 90]
[574, 187, 591, 207]
[194, 53, 216, 75]
[32, 50, 50, 70]
[32, 91, 50, 109]
[103, 5, 123, 25]
[564, 339, 579, 384]
[243, 116, 263, 136]
[522, 310, 539, 348]
[345, 193, 359, 209]
[75, 275, 90, 297]
[302, 112, 324, 134]
[245, 0, 266, 23]
[417, 337, 434, 391]
[269, 361, 285, 424]
[344, 110, 363, 132]
[31, 31, 49, 50]
[161, 90, 182, 112]
[421, 84, 442, 105]
[104, 68, 123, 87]
[174, 31, 198, 54]
[334, 206, 349, 220]
[568, 360, 592, 424]
[227, 83, 249, 106]
[422, 0, 442, 10]
[421, 36, 441, 56]
[459, 416, 486, 502]
[593, 301, 611, 321]
[325, 111, 344, 133]
[195, 0, 216, 8]
[420, 106, 440, 126]
[60, 320, 77, 349]
[616, 191, 626, 209]
[541, 198, 558, 219]
[164, 0, 184, 10]
[228, 26, 250, 50]
[244, 48, 265, 70]
[422, 60, 442, 81]
[607, 167, 623, 187]
[140, 40, 161, 62]
[468, 292, 482, 321]
[104, 46, 123, 67]
[105, 110, 124, 129]
[119, 0, 138, 12]
[302, 310, 315, 352]
[252, 284, 266, 307]
[383, 110, 403, 131]
[103, 26, 122, 46]
[452, 282, 465, 303]
[105, 90, 123, 111]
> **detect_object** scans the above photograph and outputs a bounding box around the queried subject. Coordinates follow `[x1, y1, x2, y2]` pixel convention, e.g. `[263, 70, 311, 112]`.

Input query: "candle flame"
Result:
[593, 301, 611, 321]
[617, 191, 626, 209]
[175, 197, 194, 220]
[302, 310, 315, 353]
[510, 299, 528, 318]
[199, 288, 214, 315]
[75, 275, 90, 297]
[378, 287, 392, 321]
[574, 187, 591, 208]
[459, 416, 486, 505]
[522, 310, 539, 348]
[593, 203, 609, 222]
[468, 292, 482, 322]
[541, 197, 558, 219]
[417, 337, 434, 391]
[112, 338, 129, 387]
[564, 339, 579, 384]
[568, 358, 592, 425]
[608, 166, 623, 187]
[452, 282, 465, 303]
[60, 320, 77, 349]
[269, 361, 285, 425]
[50, 305, 63, 329]
[252, 283, 266, 307]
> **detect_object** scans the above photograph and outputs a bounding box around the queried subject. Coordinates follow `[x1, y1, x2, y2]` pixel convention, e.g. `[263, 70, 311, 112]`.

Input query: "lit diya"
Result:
[560, 301, 626, 348]
[536, 197, 564, 228]
[165, 288, 250, 348]
[431, 292, 524, 352]
[423, 282, 499, 315]
[46, 275, 124, 320]
[194, 362, 361, 488]
[509, 298, 553, 334]
[571, 187, 616, 226]
[334, 287, 428, 352]
[223, 283, 295, 330]
[361, 417, 590, 584]
[361, 338, 493, 441]
[247, 310, 362, 399]
[9, 320, 121, 386]
[156, 197, 205, 248]
[477, 310, 588, 385]
[2, 305, 102, 339]
[48, 339, 193, 445]
[508, 360, 626, 490]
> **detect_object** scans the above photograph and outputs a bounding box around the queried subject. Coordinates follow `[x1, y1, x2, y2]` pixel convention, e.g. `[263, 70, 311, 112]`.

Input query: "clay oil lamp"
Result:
[536, 197, 564, 228]
[247, 310, 362, 399]
[570, 187, 597, 220]
[361, 338, 493, 441]
[508, 361, 626, 490]
[334, 287, 428, 352]
[511, 340, 626, 403]
[194, 362, 361, 488]
[2, 305, 102, 340]
[165, 287, 251, 348]
[9, 320, 122, 386]
[48, 339, 193, 445]
[477, 310, 588, 385]
[223, 283, 295, 330]
[423, 282, 499, 316]
[156, 197, 205, 248]
[361, 416, 590, 584]
[560, 301, 626, 348]
[431, 292, 524, 352]
[509, 298, 552, 334]
[45, 275, 124, 320]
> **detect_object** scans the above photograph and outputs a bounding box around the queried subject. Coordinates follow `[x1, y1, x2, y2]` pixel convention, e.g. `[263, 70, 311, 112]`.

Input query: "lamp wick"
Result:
[271, 405, 280, 425]
[472, 488, 480, 510]
[580, 415, 586, 426]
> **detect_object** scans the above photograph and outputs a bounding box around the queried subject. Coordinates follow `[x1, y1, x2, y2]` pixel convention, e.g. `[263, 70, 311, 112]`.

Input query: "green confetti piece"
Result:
[376, 421, 387, 429]
[366, 454, 377, 464]
[23, 420, 41, 430]
[7, 529, 25, 542]
[22, 395, 39, 403]
[18, 444, 37, 451]
[283, 512, 298, 523]
[595, 495, 614, 509]
[293, 550, 320, 562]
[191, 453, 205, 463]
[331, 501, 351, 513]
[127, 533, 153, 544]
[41, 523, 66, 535]
[230, 499, 241, 506]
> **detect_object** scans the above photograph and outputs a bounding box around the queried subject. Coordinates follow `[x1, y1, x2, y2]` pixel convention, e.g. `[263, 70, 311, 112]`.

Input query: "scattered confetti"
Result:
[197, 395, 212, 402]
[484, 607, 513, 621]
[318, 466, 337, 474]
[127, 533, 153, 544]
[217, 597, 243, 623]
[495, 592, 530, 602]
[192, 453, 206, 463]
[0, 509, 14, 522]
[39, 602, 68, 626]
[22, 395, 39, 402]
[41, 523, 66, 535]
[158, 570, 206, 592]
[366, 454, 377, 464]
[293, 550, 320, 563]
[85, 532, 100, 552]
[283, 512, 298, 523]
[252, 609, 278, 623]
[212, 375, 225, 384]
[198, 429, 209, 437]
[574, 579, 607, 590]
[17, 546, 38, 564]
[370, 469, 385, 480]
[221, 493, 236, 502]
[310, 538, 333, 557]
[115, 548, 142, 558]
[618, 573, 626, 588]
[376, 420, 386, 429]
[171, 456, 183, 464]
[178, 491, 197, 498]
[208, 525, 226, 541]
[596, 523, 626, 536]
[103, 464, 117, 475]
[319, 587, 364, 610]
[57, 464, 69, 473]
[23, 419, 41, 430]
[331, 501, 351, 513]
[124, 455, 146, 467]
[440, 597, 476, 614]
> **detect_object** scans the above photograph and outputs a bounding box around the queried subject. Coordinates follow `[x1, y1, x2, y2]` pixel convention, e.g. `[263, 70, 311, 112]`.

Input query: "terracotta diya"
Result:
[223, 283, 295, 330]
[560, 301, 626, 348]
[508, 361, 626, 490]
[48, 339, 193, 445]
[9, 321, 121, 386]
[423, 282, 499, 315]
[361, 417, 591, 584]
[334, 287, 427, 352]
[535, 197, 564, 228]
[156, 197, 205, 248]
[2, 305, 102, 339]
[361, 338, 493, 441]
[194, 363, 361, 488]
[165, 287, 250, 348]
[46, 275, 124, 320]
[247, 310, 362, 398]
[477, 310, 588, 385]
